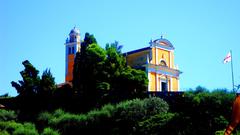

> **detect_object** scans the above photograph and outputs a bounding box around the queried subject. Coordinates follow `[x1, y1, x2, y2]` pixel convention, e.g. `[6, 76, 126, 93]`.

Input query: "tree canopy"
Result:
[11, 60, 56, 98]
[73, 33, 148, 109]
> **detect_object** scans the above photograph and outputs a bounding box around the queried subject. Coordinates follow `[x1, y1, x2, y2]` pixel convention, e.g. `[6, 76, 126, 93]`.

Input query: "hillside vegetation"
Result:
[0, 33, 237, 134]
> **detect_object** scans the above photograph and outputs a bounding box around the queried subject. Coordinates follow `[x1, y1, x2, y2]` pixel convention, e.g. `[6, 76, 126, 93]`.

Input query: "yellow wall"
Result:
[158, 49, 169, 66]
[171, 77, 179, 91]
[151, 48, 156, 65]
[149, 72, 156, 91]
[151, 48, 173, 67]
[126, 50, 148, 67]
[171, 51, 174, 68]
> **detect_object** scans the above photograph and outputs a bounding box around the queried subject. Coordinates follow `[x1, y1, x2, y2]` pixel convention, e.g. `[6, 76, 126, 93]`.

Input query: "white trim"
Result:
[169, 51, 172, 68]
[159, 76, 161, 91]
[148, 72, 151, 91]
[178, 78, 180, 91]
[155, 46, 173, 52]
[156, 73, 158, 91]
[65, 41, 81, 46]
[77, 42, 81, 52]
[170, 78, 173, 92]
[155, 47, 158, 65]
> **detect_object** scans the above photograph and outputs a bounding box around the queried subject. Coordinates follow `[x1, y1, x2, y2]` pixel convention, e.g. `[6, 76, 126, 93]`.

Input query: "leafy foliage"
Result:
[73, 34, 148, 110]
[163, 88, 234, 135]
[11, 60, 41, 97]
[41, 127, 59, 135]
[0, 109, 17, 121]
[37, 97, 168, 135]
[39, 69, 56, 97]
[0, 121, 39, 135]
[10, 60, 57, 121]
[137, 113, 176, 134]
[11, 61, 56, 98]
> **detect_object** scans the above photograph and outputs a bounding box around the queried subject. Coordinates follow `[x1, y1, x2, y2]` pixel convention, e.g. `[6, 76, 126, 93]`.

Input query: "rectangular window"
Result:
[68, 47, 71, 55]
[72, 47, 75, 54]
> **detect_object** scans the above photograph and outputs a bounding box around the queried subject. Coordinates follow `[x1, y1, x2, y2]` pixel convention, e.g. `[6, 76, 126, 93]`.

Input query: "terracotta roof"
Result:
[0, 104, 5, 108]
[57, 82, 72, 88]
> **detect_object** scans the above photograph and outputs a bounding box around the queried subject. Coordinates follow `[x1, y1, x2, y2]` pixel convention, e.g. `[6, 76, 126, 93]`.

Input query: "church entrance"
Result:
[161, 81, 168, 92]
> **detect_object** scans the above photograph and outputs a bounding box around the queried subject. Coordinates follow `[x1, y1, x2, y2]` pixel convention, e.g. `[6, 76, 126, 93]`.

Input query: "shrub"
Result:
[115, 98, 145, 122]
[41, 127, 59, 135]
[38, 111, 53, 127]
[112, 97, 169, 134]
[0, 121, 38, 135]
[13, 123, 39, 135]
[52, 109, 66, 118]
[0, 130, 10, 135]
[87, 109, 111, 123]
[37, 97, 169, 135]
[49, 113, 88, 135]
[137, 113, 194, 135]
[114, 97, 169, 122]
[143, 97, 169, 117]
[0, 110, 17, 121]
[137, 113, 175, 134]
[38, 112, 52, 122]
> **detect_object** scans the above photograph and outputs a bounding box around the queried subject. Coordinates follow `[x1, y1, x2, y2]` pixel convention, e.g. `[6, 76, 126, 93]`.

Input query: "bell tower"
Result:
[65, 27, 81, 82]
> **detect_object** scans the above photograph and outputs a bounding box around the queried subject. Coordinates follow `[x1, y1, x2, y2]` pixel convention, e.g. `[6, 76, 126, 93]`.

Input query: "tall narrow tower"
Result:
[65, 27, 81, 82]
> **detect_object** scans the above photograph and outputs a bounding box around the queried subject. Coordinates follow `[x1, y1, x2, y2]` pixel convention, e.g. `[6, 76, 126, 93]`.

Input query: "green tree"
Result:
[73, 34, 148, 109]
[0, 110, 17, 121]
[11, 60, 58, 120]
[11, 60, 41, 97]
[11, 61, 56, 98]
[73, 33, 98, 90]
[39, 69, 56, 97]
[105, 41, 148, 102]
[73, 33, 107, 109]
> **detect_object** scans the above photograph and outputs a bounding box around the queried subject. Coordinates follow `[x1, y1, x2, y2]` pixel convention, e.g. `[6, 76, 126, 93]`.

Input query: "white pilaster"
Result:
[178, 78, 180, 91]
[155, 48, 158, 65]
[170, 78, 173, 91]
[169, 51, 172, 68]
[156, 74, 159, 91]
[148, 72, 151, 91]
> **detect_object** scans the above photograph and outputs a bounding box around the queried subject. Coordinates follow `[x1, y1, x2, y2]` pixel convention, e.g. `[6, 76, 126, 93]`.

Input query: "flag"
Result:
[223, 52, 231, 64]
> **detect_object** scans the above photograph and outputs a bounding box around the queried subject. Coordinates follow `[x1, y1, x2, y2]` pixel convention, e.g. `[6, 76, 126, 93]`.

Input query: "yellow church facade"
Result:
[125, 37, 181, 92]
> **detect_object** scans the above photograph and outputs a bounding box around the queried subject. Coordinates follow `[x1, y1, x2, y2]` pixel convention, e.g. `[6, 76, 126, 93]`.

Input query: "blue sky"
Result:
[1, 0, 240, 96]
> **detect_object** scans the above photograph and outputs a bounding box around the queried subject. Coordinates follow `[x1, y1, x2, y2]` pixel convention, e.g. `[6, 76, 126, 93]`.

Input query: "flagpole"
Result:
[230, 50, 235, 93]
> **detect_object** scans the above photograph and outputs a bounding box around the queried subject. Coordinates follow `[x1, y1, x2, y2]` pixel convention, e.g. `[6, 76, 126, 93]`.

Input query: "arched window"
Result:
[160, 60, 167, 66]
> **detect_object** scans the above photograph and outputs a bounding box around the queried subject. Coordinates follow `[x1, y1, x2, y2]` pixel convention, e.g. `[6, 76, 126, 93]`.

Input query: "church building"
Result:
[64, 27, 181, 92]
[124, 37, 181, 92]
